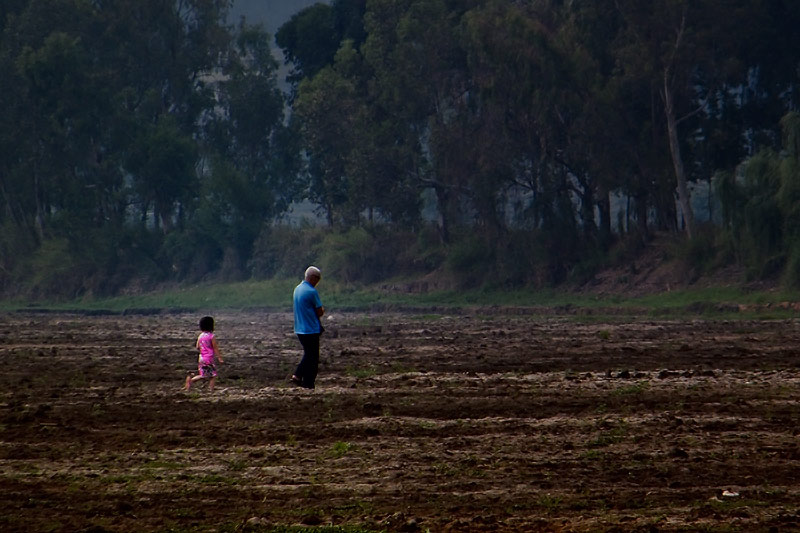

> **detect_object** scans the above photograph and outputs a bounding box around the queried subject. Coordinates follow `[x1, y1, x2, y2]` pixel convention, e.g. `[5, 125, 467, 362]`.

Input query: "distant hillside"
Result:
[229, 0, 329, 36]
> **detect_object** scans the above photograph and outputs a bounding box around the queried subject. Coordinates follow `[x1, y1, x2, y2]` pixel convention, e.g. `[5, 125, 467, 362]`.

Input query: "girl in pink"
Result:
[184, 316, 223, 392]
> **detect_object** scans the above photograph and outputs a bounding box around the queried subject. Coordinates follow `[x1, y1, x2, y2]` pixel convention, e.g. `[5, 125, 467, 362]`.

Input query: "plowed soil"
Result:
[3, 309, 800, 532]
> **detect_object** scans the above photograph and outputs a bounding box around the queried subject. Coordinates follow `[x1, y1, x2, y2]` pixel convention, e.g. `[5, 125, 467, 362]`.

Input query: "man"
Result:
[290, 266, 325, 389]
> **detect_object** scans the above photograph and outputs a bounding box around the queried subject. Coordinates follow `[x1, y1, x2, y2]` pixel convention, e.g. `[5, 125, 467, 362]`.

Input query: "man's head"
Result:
[304, 266, 321, 286]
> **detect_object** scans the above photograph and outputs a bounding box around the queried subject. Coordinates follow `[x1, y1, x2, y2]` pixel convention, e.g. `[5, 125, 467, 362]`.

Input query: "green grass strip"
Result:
[3, 280, 800, 318]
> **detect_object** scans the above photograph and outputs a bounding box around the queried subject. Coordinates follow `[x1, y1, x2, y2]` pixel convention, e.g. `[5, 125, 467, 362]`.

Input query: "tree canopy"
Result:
[1, 0, 799, 298]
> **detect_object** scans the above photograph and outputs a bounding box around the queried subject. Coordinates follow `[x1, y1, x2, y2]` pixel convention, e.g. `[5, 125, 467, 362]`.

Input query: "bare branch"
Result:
[677, 87, 713, 125]
[664, 6, 687, 89]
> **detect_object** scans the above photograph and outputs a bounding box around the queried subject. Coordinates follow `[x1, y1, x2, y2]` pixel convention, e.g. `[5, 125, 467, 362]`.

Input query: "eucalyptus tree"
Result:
[97, 0, 232, 231]
[288, 0, 470, 234]
[276, 2, 339, 90]
[327, 40, 422, 227]
[282, 0, 798, 286]
[609, 0, 778, 238]
[197, 20, 297, 272]
[462, 0, 610, 266]
[0, 0, 299, 294]
[608, 0, 691, 236]
[726, 1, 800, 151]
[277, 0, 430, 230]
[293, 61, 359, 226]
[358, 0, 484, 243]
[276, 0, 367, 97]
[18, 3, 149, 247]
[0, 0, 144, 296]
[2, 0, 234, 234]
[708, 1, 800, 285]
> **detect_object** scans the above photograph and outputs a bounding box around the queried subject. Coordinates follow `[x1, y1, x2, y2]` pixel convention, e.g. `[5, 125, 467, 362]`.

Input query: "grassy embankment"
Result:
[3, 279, 800, 319]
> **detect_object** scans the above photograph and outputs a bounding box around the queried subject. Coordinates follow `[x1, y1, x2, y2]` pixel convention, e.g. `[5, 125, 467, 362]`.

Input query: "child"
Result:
[184, 316, 223, 392]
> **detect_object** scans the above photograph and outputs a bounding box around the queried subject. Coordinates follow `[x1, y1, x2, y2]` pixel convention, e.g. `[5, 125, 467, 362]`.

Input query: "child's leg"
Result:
[185, 374, 207, 391]
[208, 376, 216, 391]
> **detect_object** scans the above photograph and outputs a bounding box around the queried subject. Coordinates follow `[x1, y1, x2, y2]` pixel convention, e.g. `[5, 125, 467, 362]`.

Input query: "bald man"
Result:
[290, 266, 325, 389]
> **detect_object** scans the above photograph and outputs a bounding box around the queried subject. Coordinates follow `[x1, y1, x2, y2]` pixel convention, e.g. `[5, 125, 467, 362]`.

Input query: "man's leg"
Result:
[295, 334, 320, 389]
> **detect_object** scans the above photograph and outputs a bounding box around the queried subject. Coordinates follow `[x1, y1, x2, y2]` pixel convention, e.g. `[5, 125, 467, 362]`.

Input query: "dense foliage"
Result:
[1, 0, 799, 299]
[1, 0, 296, 297]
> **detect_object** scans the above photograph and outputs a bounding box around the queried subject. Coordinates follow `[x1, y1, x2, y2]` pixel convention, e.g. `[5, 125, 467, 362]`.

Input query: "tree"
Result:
[609, 0, 788, 239]
[359, 0, 480, 242]
[0, 0, 304, 294]
[126, 116, 198, 232]
[276, 0, 367, 94]
[777, 112, 800, 284]
[330, 40, 421, 227]
[294, 65, 359, 226]
[462, 1, 591, 250]
[203, 21, 298, 256]
[716, 113, 800, 281]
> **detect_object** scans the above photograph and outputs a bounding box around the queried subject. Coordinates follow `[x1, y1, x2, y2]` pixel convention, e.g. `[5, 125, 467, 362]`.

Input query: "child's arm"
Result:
[212, 337, 223, 363]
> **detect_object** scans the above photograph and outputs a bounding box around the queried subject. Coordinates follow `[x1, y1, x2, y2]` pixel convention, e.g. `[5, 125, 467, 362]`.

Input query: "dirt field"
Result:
[3, 308, 800, 532]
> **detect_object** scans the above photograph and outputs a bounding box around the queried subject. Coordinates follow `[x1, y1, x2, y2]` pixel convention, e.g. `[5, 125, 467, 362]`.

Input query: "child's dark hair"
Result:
[199, 316, 214, 332]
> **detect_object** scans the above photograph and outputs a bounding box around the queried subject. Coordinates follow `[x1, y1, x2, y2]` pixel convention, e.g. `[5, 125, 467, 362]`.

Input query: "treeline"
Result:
[1, 1, 799, 299]
[1, 0, 300, 297]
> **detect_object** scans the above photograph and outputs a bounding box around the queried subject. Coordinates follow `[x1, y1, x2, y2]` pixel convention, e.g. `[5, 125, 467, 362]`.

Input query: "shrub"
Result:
[16, 226, 169, 300]
[249, 224, 325, 279]
[319, 226, 421, 283]
[670, 224, 721, 280]
[0, 221, 36, 296]
[445, 233, 496, 288]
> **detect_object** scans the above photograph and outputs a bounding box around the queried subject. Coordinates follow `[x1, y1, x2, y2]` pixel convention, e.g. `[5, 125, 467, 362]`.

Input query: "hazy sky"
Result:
[228, 0, 329, 36]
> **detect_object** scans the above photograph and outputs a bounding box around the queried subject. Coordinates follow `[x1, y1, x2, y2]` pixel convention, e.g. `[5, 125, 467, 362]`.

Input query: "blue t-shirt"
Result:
[293, 280, 322, 334]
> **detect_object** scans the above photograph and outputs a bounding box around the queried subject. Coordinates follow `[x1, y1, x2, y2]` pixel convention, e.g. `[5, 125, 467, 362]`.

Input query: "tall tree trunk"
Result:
[579, 178, 596, 243]
[634, 189, 649, 241]
[0, 172, 21, 226]
[664, 77, 694, 239]
[597, 186, 612, 247]
[325, 202, 334, 227]
[32, 165, 45, 243]
[434, 186, 451, 244]
[661, 7, 695, 239]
